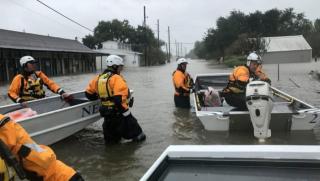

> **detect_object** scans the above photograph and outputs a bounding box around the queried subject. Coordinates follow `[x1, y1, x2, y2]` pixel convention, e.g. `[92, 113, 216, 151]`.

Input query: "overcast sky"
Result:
[0, 0, 319, 52]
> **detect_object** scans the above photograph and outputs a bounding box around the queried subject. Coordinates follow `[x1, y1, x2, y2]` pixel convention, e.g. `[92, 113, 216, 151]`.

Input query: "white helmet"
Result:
[246, 52, 262, 66]
[20, 56, 35, 67]
[105, 55, 124, 67]
[177, 58, 188, 65]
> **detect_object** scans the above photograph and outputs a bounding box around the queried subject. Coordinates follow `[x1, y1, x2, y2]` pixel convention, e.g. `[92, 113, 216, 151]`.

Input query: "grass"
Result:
[223, 55, 246, 67]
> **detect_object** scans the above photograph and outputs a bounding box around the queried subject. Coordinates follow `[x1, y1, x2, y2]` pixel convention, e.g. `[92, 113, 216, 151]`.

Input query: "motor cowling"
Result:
[246, 81, 273, 142]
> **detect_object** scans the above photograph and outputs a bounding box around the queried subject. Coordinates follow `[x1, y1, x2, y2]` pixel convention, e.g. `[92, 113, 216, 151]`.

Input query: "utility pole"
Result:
[165, 43, 169, 62]
[157, 19, 160, 48]
[167, 26, 171, 62]
[180, 43, 183, 57]
[143, 6, 147, 66]
[143, 6, 146, 27]
[175, 40, 178, 58]
[185, 47, 187, 57]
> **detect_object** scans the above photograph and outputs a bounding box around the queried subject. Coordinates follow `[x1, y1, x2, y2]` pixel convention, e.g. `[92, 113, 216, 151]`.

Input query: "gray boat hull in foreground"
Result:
[141, 145, 320, 181]
[0, 91, 101, 145]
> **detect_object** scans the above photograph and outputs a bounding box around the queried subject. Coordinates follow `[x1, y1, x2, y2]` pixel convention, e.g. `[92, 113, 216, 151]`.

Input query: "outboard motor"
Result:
[246, 81, 273, 142]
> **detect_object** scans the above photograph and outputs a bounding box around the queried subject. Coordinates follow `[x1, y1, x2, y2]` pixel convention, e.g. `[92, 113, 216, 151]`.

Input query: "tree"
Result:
[193, 41, 207, 59]
[82, 19, 166, 66]
[82, 35, 96, 49]
[314, 19, 320, 32]
[93, 19, 135, 44]
[193, 8, 317, 60]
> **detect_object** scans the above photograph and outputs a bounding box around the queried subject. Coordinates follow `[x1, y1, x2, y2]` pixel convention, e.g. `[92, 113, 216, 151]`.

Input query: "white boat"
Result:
[141, 145, 320, 181]
[193, 73, 320, 139]
[0, 91, 101, 145]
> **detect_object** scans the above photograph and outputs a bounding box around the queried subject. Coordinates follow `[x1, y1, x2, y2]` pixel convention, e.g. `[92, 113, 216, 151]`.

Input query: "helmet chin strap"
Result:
[106, 65, 119, 74]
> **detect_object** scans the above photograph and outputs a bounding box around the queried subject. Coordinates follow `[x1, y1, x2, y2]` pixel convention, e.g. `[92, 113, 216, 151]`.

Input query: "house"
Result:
[261, 35, 312, 64]
[0, 29, 97, 82]
[95, 41, 142, 70]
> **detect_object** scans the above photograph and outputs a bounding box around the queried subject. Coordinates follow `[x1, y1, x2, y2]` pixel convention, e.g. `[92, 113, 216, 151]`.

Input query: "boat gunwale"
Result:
[0, 91, 100, 123]
[140, 145, 320, 181]
[16, 100, 100, 124]
[29, 113, 100, 137]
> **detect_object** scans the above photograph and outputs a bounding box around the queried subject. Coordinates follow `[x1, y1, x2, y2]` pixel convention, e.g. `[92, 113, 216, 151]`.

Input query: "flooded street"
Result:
[1, 59, 320, 180]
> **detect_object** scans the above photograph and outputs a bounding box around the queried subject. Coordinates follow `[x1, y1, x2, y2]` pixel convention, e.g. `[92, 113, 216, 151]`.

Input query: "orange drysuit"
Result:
[8, 71, 64, 103]
[0, 114, 77, 181]
[86, 73, 129, 111]
[223, 65, 271, 109]
[225, 65, 270, 94]
[172, 70, 192, 96]
[86, 71, 144, 143]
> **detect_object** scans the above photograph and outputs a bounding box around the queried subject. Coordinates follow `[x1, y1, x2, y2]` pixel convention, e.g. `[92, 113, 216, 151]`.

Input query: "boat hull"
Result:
[0, 91, 101, 145]
[193, 73, 320, 132]
[141, 145, 320, 181]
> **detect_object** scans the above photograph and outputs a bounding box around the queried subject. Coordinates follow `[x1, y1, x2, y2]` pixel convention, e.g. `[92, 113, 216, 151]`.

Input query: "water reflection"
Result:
[172, 108, 194, 140]
[52, 127, 146, 181]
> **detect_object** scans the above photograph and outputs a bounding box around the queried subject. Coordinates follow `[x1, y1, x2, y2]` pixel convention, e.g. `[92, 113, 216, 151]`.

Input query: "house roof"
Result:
[263, 35, 312, 52]
[0, 29, 95, 53]
[94, 48, 142, 56]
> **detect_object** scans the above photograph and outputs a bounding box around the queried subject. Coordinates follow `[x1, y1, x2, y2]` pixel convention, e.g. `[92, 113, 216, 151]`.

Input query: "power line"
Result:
[9, 0, 86, 35]
[35, 0, 93, 32]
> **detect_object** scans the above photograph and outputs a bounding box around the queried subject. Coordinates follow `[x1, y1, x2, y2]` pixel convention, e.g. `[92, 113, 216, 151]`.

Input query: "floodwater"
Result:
[1, 59, 320, 180]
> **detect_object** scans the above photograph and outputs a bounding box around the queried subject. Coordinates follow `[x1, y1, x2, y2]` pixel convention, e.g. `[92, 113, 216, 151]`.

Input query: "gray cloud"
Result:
[0, 0, 319, 51]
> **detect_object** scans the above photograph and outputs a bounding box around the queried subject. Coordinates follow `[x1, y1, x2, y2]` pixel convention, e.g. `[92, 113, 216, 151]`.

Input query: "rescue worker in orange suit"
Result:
[223, 52, 271, 110]
[85, 55, 146, 144]
[172, 58, 193, 108]
[8, 55, 71, 106]
[0, 114, 84, 181]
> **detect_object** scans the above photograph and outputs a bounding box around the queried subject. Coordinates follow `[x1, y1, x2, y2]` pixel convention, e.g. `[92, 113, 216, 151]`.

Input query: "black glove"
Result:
[190, 85, 196, 93]
[128, 97, 134, 107]
[62, 94, 74, 103]
[264, 78, 271, 85]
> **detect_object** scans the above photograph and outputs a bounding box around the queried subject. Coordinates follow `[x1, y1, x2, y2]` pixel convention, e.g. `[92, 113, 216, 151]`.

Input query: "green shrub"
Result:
[223, 55, 246, 67]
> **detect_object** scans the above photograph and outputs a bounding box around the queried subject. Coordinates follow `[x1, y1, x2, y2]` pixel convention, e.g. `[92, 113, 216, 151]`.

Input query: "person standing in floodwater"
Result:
[172, 58, 193, 108]
[85, 55, 146, 144]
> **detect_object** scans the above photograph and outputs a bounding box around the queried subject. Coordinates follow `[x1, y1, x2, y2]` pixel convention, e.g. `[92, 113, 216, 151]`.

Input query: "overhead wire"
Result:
[35, 0, 93, 33]
[8, 0, 86, 36]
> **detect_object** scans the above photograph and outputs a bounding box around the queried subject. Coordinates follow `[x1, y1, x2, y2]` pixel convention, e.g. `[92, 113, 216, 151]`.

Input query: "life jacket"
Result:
[172, 70, 192, 96]
[185, 73, 193, 88]
[98, 72, 115, 107]
[224, 65, 251, 94]
[0, 157, 13, 181]
[20, 72, 45, 101]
